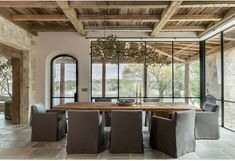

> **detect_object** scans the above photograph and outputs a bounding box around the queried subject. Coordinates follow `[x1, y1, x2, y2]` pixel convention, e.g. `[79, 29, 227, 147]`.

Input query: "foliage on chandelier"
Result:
[91, 35, 171, 66]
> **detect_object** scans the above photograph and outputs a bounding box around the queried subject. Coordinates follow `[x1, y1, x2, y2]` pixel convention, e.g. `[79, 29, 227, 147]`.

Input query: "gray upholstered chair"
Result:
[195, 102, 220, 139]
[31, 103, 67, 141]
[143, 98, 160, 127]
[150, 110, 196, 158]
[110, 110, 143, 153]
[66, 110, 105, 154]
[94, 98, 112, 126]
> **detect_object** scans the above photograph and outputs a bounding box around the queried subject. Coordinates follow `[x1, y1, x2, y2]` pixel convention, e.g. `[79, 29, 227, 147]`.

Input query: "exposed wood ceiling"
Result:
[0, 1, 234, 62]
[0, 1, 234, 37]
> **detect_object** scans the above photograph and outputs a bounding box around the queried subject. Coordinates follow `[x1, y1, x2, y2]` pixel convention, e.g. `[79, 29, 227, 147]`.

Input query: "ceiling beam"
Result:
[0, 1, 58, 8]
[180, 1, 235, 8]
[174, 43, 198, 55]
[151, 1, 183, 36]
[170, 15, 222, 22]
[30, 25, 205, 33]
[199, 8, 235, 37]
[56, 1, 86, 36]
[162, 26, 205, 32]
[78, 15, 161, 22]
[70, 1, 169, 9]
[12, 14, 68, 21]
[30, 26, 76, 32]
[12, 14, 221, 22]
[85, 26, 152, 32]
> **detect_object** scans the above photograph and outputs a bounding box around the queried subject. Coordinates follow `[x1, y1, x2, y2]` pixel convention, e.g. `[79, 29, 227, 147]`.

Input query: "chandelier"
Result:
[90, 9, 171, 66]
[91, 35, 171, 66]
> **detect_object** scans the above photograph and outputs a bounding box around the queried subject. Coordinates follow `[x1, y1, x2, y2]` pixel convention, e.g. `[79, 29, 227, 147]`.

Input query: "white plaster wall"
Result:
[35, 32, 90, 106]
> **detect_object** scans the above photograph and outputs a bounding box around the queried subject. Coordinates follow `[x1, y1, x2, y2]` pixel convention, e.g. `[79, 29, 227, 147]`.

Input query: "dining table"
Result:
[52, 102, 201, 112]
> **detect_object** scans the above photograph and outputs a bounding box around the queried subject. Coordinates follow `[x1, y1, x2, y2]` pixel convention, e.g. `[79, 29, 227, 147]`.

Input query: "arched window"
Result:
[51, 54, 78, 107]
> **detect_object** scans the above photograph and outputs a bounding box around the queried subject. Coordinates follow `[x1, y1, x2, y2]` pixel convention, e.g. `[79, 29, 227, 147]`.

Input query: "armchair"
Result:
[150, 110, 196, 158]
[195, 102, 220, 139]
[31, 103, 67, 141]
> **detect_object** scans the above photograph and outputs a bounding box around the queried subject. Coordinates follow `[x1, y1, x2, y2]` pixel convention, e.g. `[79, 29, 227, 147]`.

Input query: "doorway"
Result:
[51, 54, 78, 107]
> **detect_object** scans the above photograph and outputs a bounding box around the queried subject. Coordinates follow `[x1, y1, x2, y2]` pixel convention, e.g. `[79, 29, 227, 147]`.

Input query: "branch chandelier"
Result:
[90, 9, 171, 66]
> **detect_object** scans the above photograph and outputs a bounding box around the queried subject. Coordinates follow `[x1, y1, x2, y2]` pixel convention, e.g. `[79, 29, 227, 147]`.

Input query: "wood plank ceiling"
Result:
[0, 1, 234, 61]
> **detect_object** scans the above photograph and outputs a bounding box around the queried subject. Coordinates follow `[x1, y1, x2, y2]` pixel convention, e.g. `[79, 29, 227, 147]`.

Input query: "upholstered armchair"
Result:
[66, 110, 106, 154]
[195, 102, 220, 139]
[150, 110, 196, 158]
[31, 103, 67, 141]
[110, 110, 143, 153]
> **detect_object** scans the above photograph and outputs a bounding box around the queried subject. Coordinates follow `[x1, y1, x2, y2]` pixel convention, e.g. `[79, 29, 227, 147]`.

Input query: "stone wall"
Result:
[0, 17, 36, 124]
[206, 47, 235, 129]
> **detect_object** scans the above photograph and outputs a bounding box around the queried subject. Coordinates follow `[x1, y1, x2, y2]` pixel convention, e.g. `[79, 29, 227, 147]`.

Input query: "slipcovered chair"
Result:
[143, 98, 160, 127]
[195, 102, 220, 139]
[150, 110, 196, 158]
[94, 98, 112, 126]
[31, 103, 67, 141]
[66, 110, 105, 154]
[110, 110, 143, 153]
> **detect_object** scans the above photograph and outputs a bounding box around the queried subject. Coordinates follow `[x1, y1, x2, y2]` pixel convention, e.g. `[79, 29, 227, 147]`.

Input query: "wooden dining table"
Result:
[52, 102, 201, 112]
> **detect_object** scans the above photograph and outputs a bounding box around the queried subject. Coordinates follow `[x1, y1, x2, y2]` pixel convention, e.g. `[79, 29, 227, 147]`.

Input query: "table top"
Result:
[52, 102, 201, 112]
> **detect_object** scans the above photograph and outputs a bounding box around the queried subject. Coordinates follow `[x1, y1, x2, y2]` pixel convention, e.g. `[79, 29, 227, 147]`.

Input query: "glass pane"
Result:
[174, 63, 185, 97]
[119, 42, 144, 97]
[106, 64, 118, 97]
[224, 26, 235, 102]
[64, 64, 76, 97]
[119, 64, 144, 97]
[174, 42, 200, 98]
[52, 98, 74, 106]
[224, 102, 235, 130]
[205, 34, 221, 100]
[146, 42, 172, 97]
[0, 55, 12, 98]
[52, 56, 77, 98]
[92, 63, 102, 97]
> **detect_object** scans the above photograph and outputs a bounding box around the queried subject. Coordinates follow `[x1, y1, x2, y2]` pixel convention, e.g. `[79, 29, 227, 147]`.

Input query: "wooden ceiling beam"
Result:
[162, 26, 205, 32]
[78, 15, 161, 22]
[31, 25, 205, 33]
[84, 26, 152, 32]
[13, 14, 68, 21]
[180, 1, 235, 8]
[0, 1, 58, 8]
[56, 1, 86, 36]
[151, 1, 183, 36]
[170, 15, 222, 22]
[70, 1, 169, 9]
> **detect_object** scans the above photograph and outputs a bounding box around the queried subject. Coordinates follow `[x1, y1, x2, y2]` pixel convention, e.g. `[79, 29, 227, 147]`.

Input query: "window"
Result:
[91, 41, 200, 104]
[51, 55, 78, 107]
[223, 26, 235, 130]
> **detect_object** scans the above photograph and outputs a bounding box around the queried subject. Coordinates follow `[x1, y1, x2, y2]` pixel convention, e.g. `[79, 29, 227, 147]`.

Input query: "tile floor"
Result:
[0, 112, 235, 159]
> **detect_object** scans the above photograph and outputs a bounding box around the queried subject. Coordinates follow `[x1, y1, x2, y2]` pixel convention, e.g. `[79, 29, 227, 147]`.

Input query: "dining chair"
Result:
[31, 103, 67, 141]
[143, 98, 160, 127]
[195, 102, 220, 139]
[110, 110, 143, 153]
[94, 98, 112, 126]
[150, 110, 196, 158]
[66, 110, 105, 154]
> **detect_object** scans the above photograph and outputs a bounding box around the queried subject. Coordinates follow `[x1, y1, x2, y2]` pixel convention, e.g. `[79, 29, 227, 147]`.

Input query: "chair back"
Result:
[94, 98, 112, 102]
[143, 98, 160, 102]
[205, 95, 216, 104]
[67, 110, 100, 153]
[203, 102, 219, 112]
[110, 110, 143, 153]
[173, 110, 196, 129]
[31, 103, 47, 114]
